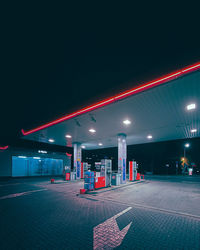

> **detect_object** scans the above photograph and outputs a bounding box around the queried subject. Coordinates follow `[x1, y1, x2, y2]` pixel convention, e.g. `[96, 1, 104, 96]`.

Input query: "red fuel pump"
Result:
[94, 159, 112, 189]
[64, 166, 71, 181]
[65, 173, 70, 181]
[129, 161, 137, 181]
[81, 162, 89, 179]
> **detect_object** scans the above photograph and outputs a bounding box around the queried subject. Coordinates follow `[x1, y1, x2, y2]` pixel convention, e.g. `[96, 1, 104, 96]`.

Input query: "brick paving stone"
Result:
[0, 176, 200, 249]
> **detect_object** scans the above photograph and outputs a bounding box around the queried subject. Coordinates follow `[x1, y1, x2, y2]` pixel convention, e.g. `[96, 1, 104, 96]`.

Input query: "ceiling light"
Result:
[185, 143, 190, 148]
[89, 128, 96, 133]
[33, 157, 41, 159]
[147, 135, 153, 139]
[65, 134, 72, 138]
[123, 119, 131, 125]
[38, 150, 47, 154]
[18, 156, 27, 158]
[81, 145, 86, 149]
[186, 103, 196, 110]
[98, 143, 103, 146]
[48, 139, 55, 143]
[191, 129, 197, 133]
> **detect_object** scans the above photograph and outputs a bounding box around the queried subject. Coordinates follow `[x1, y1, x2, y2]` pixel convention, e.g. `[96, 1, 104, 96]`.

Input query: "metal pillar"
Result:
[118, 133, 127, 184]
[73, 143, 82, 179]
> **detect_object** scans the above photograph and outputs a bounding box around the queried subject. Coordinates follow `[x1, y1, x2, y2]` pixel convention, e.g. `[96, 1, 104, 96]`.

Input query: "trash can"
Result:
[111, 173, 121, 186]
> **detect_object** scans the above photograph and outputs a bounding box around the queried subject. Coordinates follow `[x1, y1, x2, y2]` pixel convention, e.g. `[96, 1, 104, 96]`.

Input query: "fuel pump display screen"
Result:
[95, 162, 101, 171]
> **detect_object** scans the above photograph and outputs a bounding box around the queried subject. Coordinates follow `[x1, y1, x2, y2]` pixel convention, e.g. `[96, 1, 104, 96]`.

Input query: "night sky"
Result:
[1, 3, 200, 155]
[82, 138, 200, 174]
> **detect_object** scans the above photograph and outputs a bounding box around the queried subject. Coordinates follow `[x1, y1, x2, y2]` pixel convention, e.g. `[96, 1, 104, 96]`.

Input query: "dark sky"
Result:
[83, 137, 200, 174]
[1, 3, 200, 146]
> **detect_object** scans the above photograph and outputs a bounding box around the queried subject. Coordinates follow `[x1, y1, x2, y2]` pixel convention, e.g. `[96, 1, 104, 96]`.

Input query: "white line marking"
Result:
[93, 207, 132, 249]
[112, 206, 132, 219]
[0, 189, 47, 200]
[91, 196, 200, 220]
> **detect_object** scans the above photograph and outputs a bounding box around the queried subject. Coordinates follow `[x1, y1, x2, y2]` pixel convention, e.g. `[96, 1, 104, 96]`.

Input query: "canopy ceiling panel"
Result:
[22, 68, 200, 149]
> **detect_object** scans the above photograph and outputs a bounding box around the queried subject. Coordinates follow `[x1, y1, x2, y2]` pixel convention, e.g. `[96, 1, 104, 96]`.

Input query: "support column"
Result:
[118, 133, 127, 184]
[73, 143, 82, 179]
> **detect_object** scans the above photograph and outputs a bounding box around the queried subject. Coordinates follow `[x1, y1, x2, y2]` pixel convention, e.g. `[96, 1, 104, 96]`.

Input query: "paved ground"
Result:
[0, 175, 200, 249]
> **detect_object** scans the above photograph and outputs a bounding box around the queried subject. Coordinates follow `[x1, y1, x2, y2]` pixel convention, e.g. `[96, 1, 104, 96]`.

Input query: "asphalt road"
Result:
[0, 176, 200, 249]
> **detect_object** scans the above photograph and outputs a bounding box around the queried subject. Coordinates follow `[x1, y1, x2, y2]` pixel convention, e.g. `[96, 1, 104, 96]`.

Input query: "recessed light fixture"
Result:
[191, 129, 197, 133]
[147, 135, 153, 139]
[123, 119, 131, 125]
[48, 139, 55, 143]
[98, 143, 103, 146]
[38, 150, 47, 154]
[89, 128, 96, 133]
[185, 143, 190, 148]
[186, 103, 196, 110]
[65, 134, 72, 138]
[81, 145, 86, 149]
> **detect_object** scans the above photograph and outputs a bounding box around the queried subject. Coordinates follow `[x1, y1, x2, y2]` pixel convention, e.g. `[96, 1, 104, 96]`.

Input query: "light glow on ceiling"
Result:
[98, 143, 103, 146]
[89, 128, 96, 133]
[48, 139, 55, 143]
[191, 129, 197, 133]
[38, 150, 47, 154]
[186, 103, 196, 110]
[147, 135, 153, 139]
[123, 119, 131, 125]
[81, 145, 86, 149]
[65, 134, 72, 138]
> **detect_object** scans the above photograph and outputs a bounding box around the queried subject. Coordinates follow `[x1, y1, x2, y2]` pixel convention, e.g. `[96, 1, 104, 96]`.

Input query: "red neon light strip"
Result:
[66, 152, 72, 157]
[0, 146, 9, 150]
[22, 62, 200, 136]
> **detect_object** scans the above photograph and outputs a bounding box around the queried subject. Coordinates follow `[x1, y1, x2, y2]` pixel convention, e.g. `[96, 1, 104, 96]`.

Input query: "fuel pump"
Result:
[101, 159, 112, 187]
[64, 166, 71, 181]
[95, 162, 101, 177]
[129, 161, 137, 181]
[94, 159, 112, 189]
[81, 162, 89, 179]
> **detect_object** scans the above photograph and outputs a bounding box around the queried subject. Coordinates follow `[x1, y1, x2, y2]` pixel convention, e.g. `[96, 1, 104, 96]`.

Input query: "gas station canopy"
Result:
[22, 63, 200, 149]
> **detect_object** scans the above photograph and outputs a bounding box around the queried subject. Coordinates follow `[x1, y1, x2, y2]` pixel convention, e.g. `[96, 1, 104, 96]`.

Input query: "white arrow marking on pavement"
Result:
[93, 207, 132, 249]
